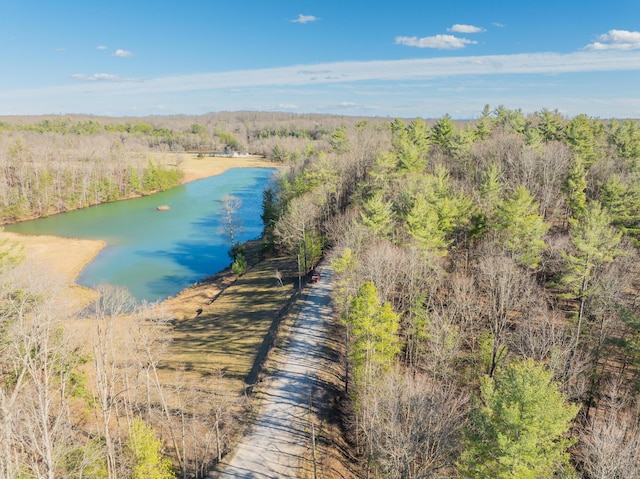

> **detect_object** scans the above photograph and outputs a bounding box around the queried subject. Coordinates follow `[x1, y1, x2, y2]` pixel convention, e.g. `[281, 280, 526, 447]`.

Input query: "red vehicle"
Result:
[310, 271, 321, 283]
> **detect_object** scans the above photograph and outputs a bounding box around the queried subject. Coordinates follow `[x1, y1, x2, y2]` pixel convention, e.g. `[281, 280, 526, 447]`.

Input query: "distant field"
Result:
[172, 152, 277, 183]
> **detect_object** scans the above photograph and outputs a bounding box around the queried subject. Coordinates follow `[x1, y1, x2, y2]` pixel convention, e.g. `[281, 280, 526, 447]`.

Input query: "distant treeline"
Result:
[0, 112, 385, 224]
[0, 134, 184, 223]
[0, 112, 350, 152]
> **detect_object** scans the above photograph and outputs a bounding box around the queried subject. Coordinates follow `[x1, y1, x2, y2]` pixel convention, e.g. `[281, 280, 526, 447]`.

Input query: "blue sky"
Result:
[1, 1, 639, 119]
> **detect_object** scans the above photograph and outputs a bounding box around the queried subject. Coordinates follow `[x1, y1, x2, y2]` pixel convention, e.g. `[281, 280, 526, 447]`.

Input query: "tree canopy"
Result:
[459, 358, 579, 479]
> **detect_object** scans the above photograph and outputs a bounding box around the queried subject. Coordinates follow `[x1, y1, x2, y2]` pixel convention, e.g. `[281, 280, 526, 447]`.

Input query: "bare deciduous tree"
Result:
[0, 264, 84, 479]
[511, 309, 571, 363]
[89, 285, 137, 479]
[219, 194, 242, 249]
[577, 380, 640, 479]
[476, 254, 540, 376]
[274, 193, 320, 287]
[361, 369, 468, 479]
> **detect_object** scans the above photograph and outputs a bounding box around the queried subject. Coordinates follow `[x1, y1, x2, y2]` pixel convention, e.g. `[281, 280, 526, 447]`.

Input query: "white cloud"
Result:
[3, 49, 640, 118]
[585, 30, 640, 50]
[113, 49, 134, 57]
[395, 34, 477, 49]
[71, 73, 143, 82]
[291, 14, 318, 24]
[448, 24, 485, 34]
[335, 101, 361, 110]
[493, 22, 505, 28]
[71, 73, 118, 82]
[278, 103, 299, 109]
[49, 50, 640, 95]
[97, 45, 108, 50]
[53, 50, 636, 104]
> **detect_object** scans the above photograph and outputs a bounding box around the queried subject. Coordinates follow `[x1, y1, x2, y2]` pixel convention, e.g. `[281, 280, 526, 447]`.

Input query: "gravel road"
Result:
[212, 264, 334, 478]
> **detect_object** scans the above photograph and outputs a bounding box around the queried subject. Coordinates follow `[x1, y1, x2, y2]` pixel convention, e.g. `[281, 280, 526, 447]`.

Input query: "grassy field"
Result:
[162, 244, 300, 394]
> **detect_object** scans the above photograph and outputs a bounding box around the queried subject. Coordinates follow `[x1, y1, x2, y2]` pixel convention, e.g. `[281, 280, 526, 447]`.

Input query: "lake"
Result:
[4, 167, 277, 302]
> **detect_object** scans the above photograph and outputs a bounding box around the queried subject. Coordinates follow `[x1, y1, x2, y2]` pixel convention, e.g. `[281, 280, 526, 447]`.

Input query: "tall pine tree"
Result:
[459, 358, 579, 479]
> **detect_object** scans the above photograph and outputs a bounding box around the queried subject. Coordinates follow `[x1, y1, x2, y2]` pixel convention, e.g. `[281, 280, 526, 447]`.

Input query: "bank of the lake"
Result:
[178, 153, 277, 183]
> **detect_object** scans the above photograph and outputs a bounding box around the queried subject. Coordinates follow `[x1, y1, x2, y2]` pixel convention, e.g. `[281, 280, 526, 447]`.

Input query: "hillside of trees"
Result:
[265, 107, 640, 478]
[1, 108, 640, 478]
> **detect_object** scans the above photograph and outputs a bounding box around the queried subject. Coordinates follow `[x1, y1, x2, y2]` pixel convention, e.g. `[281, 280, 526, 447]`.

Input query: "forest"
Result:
[1, 107, 640, 478]
[266, 106, 640, 478]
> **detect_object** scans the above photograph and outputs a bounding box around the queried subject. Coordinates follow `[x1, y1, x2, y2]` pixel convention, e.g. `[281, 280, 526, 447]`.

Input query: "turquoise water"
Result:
[5, 168, 276, 302]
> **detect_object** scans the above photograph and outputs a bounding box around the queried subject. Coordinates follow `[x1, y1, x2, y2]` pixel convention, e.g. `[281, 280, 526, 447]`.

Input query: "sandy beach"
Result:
[1, 154, 278, 313]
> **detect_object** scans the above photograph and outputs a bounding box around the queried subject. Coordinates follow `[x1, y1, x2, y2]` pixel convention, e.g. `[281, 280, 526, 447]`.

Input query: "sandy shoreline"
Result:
[178, 153, 276, 183]
[1, 154, 279, 312]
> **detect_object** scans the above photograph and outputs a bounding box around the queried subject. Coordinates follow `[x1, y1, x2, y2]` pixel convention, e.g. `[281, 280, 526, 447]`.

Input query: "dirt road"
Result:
[212, 264, 334, 478]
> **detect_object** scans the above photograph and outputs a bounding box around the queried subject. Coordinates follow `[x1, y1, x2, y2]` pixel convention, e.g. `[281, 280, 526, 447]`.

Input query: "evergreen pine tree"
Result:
[459, 358, 579, 479]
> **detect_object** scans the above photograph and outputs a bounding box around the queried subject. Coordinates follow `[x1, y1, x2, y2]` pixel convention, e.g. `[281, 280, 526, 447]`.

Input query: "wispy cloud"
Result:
[448, 24, 485, 34]
[395, 34, 477, 49]
[97, 45, 108, 50]
[584, 30, 640, 51]
[337, 101, 359, 109]
[112, 49, 134, 57]
[58, 50, 640, 95]
[71, 73, 143, 82]
[291, 14, 318, 24]
[4, 50, 640, 112]
[2, 48, 640, 118]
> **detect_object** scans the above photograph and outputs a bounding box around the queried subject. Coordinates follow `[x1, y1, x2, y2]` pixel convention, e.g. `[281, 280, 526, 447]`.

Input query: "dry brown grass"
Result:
[162, 247, 299, 394]
[1, 232, 105, 315]
[167, 152, 278, 183]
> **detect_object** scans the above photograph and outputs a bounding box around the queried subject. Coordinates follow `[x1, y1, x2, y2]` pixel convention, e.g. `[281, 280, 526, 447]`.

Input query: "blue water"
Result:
[5, 168, 276, 302]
